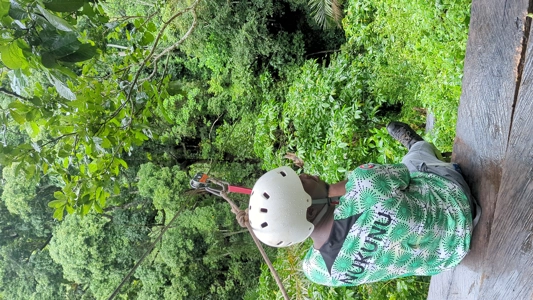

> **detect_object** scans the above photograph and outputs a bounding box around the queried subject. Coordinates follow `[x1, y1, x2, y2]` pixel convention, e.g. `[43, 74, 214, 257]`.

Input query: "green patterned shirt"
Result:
[302, 163, 472, 286]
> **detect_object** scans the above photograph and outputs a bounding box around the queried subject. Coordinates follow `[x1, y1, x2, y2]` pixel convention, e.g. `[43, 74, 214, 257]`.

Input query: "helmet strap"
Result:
[311, 196, 340, 206]
[311, 203, 329, 226]
[310, 183, 340, 206]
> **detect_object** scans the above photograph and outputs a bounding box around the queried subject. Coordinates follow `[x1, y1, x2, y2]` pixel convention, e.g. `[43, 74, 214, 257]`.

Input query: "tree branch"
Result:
[38, 235, 53, 251]
[105, 0, 201, 127]
[0, 88, 29, 101]
[140, 1, 199, 83]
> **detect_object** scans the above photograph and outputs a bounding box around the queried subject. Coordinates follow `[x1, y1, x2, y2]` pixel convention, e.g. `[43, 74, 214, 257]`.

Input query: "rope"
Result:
[219, 191, 290, 300]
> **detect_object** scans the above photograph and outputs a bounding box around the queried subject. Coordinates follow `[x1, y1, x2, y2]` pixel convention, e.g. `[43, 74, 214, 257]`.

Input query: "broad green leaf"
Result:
[65, 204, 75, 214]
[116, 158, 127, 168]
[53, 206, 65, 220]
[14, 159, 25, 174]
[82, 203, 91, 215]
[39, 29, 80, 56]
[113, 183, 120, 195]
[54, 191, 66, 200]
[85, 143, 93, 156]
[41, 52, 59, 68]
[101, 137, 111, 148]
[99, 191, 107, 207]
[55, 65, 78, 78]
[48, 199, 66, 208]
[42, 163, 49, 174]
[140, 32, 154, 46]
[0, 43, 28, 69]
[58, 43, 97, 62]
[88, 161, 98, 174]
[79, 193, 90, 205]
[135, 131, 148, 141]
[0, 1, 9, 17]
[147, 21, 157, 32]
[67, 99, 87, 109]
[36, 5, 75, 31]
[50, 76, 76, 100]
[8, 0, 25, 20]
[95, 186, 102, 200]
[9, 109, 25, 124]
[25, 122, 40, 138]
[94, 201, 103, 213]
[7, 100, 30, 112]
[25, 109, 39, 122]
[44, 0, 84, 12]
[80, 1, 95, 18]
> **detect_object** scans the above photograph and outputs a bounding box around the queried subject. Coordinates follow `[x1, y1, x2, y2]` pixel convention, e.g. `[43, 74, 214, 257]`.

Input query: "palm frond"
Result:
[308, 0, 343, 29]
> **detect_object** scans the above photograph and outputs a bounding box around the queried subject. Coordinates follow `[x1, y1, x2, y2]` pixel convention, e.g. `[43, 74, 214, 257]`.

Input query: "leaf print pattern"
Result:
[302, 163, 473, 286]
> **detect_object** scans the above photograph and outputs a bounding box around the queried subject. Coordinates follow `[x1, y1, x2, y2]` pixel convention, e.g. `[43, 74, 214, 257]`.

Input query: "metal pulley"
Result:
[190, 172, 252, 197]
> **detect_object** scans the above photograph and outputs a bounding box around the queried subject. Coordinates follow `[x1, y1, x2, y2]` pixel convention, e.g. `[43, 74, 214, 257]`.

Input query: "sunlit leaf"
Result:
[50, 76, 76, 100]
[48, 199, 66, 208]
[65, 204, 75, 214]
[94, 201, 103, 213]
[82, 203, 91, 215]
[54, 190, 66, 200]
[9, 109, 25, 124]
[88, 161, 98, 174]
[0, 43, 28, 69]
[0, 1, 9, 17]
[53, 207, 64, 220]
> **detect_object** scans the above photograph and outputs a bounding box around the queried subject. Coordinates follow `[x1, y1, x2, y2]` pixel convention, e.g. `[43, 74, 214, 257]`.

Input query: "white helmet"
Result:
[248, 166, 313, 247]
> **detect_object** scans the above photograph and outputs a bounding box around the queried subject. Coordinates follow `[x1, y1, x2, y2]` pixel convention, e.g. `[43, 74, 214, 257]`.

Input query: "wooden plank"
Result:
[476, 24, 533, 300]
[427, 0, 530, 298]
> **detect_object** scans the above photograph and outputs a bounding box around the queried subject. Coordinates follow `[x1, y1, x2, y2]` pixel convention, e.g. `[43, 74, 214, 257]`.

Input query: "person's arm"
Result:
[328, 180, 347, 197]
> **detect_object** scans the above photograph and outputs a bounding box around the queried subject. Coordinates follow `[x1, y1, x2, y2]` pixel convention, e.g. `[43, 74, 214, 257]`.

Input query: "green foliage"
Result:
[137, 162, 190, 211]
[48, 210, 152, 299]
[0, 246, 68, 300]
[1, 163, 38, 219]
[135, 204, 267, 299]
[255, 53, 399, 182]
[343, 0, 470, 151]
[0, 0, 199, 218]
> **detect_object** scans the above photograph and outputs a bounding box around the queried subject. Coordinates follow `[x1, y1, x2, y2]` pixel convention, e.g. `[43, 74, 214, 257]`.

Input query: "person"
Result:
[247, 121, 480, 286]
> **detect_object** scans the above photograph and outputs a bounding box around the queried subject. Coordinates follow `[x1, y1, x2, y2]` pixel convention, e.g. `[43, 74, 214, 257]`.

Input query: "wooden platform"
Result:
[427, 0, 533, 299]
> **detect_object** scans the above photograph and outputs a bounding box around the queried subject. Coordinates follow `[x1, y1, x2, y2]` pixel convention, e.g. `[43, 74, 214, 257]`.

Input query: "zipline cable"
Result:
[190, 175, 289, 299]
[208, 178, 289, 300]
